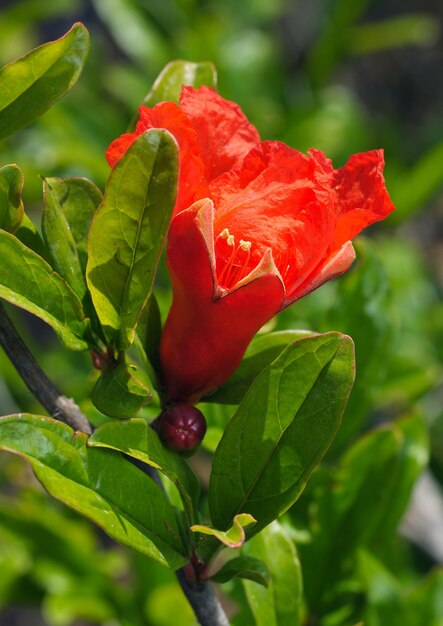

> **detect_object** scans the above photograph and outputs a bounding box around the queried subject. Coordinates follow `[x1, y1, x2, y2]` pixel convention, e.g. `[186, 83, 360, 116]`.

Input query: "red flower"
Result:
[107, 87, 394, 403]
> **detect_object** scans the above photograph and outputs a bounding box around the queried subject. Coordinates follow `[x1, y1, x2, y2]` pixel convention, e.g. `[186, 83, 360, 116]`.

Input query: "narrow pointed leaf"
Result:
[0, 164, 24, 232]
[207, 330, 316, 404]
[191, 514, 256, 549]
[91, 362, 152, 418]
[0, 23, 89, 140]
[88, 417, 200, 526]
[87, 129, 178, 349]
[42, 178, 87, 301]
[42, 177, 102, 297]
[243, 522, 303, 626]
[128, 60, 217, 130]
[209, 332, 355, 536]
[0, 414, 187, 570]
[0, 230, 89, 350]
[211, 556, 270, 587]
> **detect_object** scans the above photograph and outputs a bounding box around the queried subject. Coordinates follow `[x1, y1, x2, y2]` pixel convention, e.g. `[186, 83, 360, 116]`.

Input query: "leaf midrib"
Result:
[221, 341, 341, 523]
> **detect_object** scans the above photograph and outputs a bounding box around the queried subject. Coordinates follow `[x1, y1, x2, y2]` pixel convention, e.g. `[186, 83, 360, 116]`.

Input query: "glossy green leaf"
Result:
[207, 330, 315, 404]
[209, 332, 355, 536]
[0, 230, 89, 350]
[142, 60, 217, 107]
[0, 414, 187, 570]
[0, 23, 89, 140]
[0, 164, 24, 233]
[88, 417, 200, 526]
[128, 60, 217, 130]
[42, 177, 102, 294]
[191, 514, 256, 549]
[91, 362, 152, 418]
[211, 555, 270, 587]
[87, 129, 178, 349]
[243, 522, 303, 626]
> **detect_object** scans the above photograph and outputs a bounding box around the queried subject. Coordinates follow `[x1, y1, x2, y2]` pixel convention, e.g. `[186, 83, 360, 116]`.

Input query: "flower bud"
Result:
[157, 404, 207, 452]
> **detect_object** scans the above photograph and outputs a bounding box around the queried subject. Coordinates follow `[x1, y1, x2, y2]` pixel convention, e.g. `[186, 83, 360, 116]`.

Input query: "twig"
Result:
[176, 568, 230, 626]
[0, 302, 92, 434]
[0, 302, 230, 625]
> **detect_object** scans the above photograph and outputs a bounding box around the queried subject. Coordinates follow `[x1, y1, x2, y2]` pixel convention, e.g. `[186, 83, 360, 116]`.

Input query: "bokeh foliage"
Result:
[0, 0, 442, 625]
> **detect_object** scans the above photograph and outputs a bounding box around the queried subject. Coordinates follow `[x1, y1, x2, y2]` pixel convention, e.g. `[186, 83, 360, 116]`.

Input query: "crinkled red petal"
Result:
[332, 149, 395, 248]
[180, 86, 260, 182]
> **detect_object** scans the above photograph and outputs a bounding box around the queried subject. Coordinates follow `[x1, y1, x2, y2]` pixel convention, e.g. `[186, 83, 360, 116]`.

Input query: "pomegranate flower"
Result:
[107, 86, 394, 403]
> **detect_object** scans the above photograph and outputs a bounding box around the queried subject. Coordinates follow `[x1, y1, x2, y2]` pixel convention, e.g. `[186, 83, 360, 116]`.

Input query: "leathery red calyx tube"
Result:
[107, 85, 395, 404]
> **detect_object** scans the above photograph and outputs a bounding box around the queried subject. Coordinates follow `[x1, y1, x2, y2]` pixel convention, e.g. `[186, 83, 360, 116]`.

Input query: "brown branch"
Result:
[0, 302, 92, 434]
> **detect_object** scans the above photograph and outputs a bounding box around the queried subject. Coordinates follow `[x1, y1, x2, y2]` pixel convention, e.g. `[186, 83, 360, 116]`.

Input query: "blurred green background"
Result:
[0, 0, 443, 625]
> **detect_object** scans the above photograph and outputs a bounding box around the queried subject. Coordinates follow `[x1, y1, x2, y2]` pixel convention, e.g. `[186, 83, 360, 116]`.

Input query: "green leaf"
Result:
[14, 212, 48, 260]
[0, 230, 89, 350]
[406, 568, 443, 626]
[357, 550, 406, 626]
[243, 521, 303, 626]
[0, 164, 24, 233]
[143, 60, 217, 107]
[191, 514, 256, 549]
[42, 177, 102, 299]
[128, 60, 218, 130]
[88, 417, 200, 526]
[299, 417, 427, 607]
[209, 332, 355, 536]
[87, 129, 178, 349]
[0, 23, 90, 140]
[207, 330, 315, 404]
[211, 555, 270, 587]
[91, 362, 152, 418]
[374, 412, 429, 537]
[134, 293, 162, 383]
[0, 414, 187, 570]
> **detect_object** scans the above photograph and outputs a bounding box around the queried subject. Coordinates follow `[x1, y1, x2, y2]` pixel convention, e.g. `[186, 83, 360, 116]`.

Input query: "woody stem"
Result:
[0, 303, 92, 434]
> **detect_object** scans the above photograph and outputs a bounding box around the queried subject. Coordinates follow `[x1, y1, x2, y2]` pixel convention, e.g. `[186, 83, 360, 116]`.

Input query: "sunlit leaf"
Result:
[0, 23, 89, 140]
[209, 332, 355, 542]
[0, 230, 89, 350]
[191, 514, 256, 549]
[0, 414, 187, 570]
[88, 417, 200, 526]
[87, 129, 178, 349]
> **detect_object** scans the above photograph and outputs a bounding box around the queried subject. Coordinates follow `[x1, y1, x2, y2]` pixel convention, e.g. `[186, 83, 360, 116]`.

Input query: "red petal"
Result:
[106, 103, 207, 215]
[106, 133, 138, 168]
[210, 141, 335, 294]
[285, 241, 356, 305]
[180, 86, 260, 182]
[159, 199, 285, 402]
[332, 150, 395, 248]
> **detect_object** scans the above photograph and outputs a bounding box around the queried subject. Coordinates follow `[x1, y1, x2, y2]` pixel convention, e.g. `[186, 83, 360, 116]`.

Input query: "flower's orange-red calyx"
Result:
[107, 86, 395, 403]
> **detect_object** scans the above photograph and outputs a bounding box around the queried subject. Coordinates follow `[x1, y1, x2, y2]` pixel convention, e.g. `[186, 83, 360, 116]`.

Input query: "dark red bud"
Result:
[157, 404, 207, 453]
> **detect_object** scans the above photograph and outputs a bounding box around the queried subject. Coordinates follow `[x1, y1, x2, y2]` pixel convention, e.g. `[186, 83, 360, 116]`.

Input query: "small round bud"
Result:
[157, 404, 207, 453]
